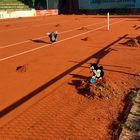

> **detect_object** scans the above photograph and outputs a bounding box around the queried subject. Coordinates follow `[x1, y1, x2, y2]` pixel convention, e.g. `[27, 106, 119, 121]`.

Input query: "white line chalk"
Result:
[0, 19, 116, 49]
[0, 19, 126, 62]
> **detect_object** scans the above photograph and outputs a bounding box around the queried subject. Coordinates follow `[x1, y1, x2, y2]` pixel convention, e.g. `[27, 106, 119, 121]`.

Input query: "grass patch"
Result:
[131, 111, 140, 117]
[124, 122, 140, 132]
[110, 88, 140, 139]
[128, 89, 138, 103]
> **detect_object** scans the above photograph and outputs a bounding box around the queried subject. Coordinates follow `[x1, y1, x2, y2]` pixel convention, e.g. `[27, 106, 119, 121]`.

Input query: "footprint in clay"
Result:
[16, 64, 28, 73]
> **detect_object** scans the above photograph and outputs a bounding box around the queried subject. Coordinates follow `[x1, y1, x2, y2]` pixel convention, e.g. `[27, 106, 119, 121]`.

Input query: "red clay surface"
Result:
[0, 15, 140, 139]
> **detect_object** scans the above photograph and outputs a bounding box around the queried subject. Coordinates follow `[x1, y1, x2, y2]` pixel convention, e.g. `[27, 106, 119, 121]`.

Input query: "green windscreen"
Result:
[30, 0, 59, 9]
[48, 0, 58, 9]
[78, 0, 140, 9]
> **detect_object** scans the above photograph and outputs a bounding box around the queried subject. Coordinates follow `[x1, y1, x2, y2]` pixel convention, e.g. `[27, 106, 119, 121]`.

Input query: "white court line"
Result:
[58, 19, 116, 34]
[0, 20, 69, 33]
[0, 19, 126, 62]
[0, 19, 116, 49]
[0, 26, 28, 32]
[0, 16, 94, 32]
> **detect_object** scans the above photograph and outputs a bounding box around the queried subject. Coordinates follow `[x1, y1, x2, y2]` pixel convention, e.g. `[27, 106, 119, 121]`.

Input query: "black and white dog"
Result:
[90, 63, 104, 83]
[47, 31, 58, 43]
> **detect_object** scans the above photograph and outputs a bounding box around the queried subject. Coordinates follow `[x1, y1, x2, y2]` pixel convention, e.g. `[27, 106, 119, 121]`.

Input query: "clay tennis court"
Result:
[0, 15, 140, 139]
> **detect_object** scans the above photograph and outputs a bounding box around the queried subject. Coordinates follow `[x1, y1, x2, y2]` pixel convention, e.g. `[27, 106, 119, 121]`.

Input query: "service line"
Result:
[0, 20, 69, 33]
[0, 19, 126, 62]
[0, 19, 116, 49]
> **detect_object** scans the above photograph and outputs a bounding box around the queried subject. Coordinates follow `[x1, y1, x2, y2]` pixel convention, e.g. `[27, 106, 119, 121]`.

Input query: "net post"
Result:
[107, 12, 110, 31]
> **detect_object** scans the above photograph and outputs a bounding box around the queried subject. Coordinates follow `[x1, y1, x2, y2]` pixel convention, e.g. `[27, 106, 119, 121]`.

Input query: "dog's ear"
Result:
[91, 63, 98, 68]
[99, 66, 103, 70]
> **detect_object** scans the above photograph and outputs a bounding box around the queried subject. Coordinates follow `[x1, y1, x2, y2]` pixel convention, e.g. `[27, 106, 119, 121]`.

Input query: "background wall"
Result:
[78, 0, 140, 9]
[34, 0, 58, 10]
[135, 0, 140, 8]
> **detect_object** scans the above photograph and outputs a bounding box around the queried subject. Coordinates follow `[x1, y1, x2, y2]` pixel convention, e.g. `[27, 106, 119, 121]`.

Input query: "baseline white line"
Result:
[0, 15, 97, 33]
[0, 19, 126, 62]
[0, 26, 28, 32]
[0, 19, 116, 49]
[0, 20, 68, 33]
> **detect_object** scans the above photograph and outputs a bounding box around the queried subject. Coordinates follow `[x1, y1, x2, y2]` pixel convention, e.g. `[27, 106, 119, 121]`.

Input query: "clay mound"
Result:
[16, 64, 28, 73]
[135, 26, 140, 30]
[55, 24, 60, 27]
[89, 79, 116, 99]
[5, 24, 10, 27]
[81, 37, 89, 41]
[78, 26, 88, 31]
[133, 25, 137, 28]
[122, 39, 140, 47]
[136, 36, 140, 44]
[77, 78, 116, 99]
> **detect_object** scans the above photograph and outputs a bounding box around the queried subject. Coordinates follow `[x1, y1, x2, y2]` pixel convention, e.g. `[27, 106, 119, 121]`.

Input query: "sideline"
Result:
[0, 20, 68, 33]
[0, 19, 126, 62]
[0, 19, 116, 49]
